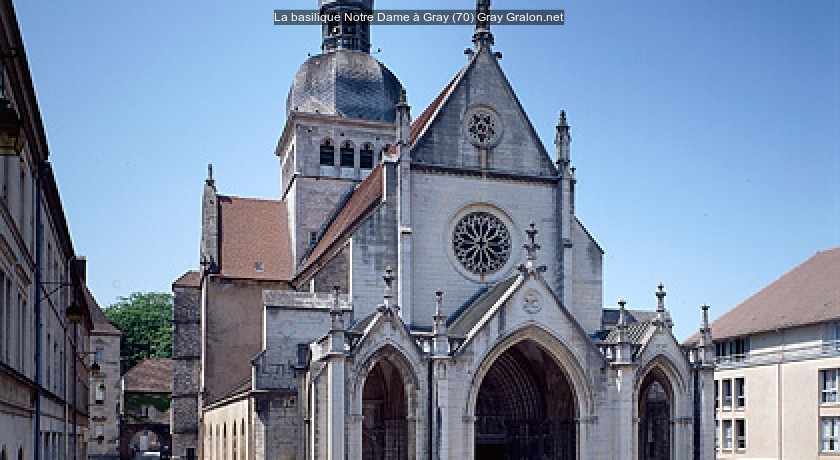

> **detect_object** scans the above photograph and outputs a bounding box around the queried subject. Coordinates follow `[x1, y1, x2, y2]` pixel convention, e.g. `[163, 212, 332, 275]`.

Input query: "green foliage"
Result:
[104, 292, 173, 373]
[123, 393, 171, 422]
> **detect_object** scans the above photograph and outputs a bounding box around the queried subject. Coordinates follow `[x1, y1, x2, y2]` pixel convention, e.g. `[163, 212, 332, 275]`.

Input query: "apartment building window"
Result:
[715, 337, 750, 362]
[715, 420, 720, 450]
[722, 419, 733, 450]
[822, 417, 840, 453]
[722, 379, 733, 409]
[821, 369, 839, 404]
[735, 419, 746, 450]
[715, 380, 719, 409]
[735, 378, 746, 408]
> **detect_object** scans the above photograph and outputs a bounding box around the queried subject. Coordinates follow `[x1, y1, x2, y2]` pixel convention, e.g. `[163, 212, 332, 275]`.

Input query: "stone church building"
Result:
[171, 1, 716, 459]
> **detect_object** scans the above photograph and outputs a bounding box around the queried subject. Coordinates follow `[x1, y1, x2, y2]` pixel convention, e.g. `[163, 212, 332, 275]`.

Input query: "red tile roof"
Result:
[218, 196, 293, 280]
[123, 358, 173, 393]
[298, 165, 384, 275]
[173, 270, 200, 288]
[689, 247, 840, 343]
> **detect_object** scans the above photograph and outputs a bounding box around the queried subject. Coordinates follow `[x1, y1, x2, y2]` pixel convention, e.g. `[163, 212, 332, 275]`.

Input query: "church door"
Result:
[362, 359, 408, 460]
[638, 372, 672, 460]
[475, 340, 576, 460]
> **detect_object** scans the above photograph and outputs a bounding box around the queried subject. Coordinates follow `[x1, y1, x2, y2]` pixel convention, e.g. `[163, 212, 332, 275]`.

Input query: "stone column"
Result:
[326, 288, 347, 460]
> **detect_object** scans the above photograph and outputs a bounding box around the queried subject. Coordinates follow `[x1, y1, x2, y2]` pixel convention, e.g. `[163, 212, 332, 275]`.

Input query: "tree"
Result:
[103, 291, 173, 372]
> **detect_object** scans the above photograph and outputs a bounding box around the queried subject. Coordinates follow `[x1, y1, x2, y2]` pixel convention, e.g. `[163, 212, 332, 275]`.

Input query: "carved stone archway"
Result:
[474, 339, 577, 460]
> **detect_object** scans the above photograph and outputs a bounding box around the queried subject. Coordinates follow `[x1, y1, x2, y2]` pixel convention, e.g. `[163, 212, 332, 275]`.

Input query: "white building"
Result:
[171, 1, 716, 459]
[689, 247, 840, 458]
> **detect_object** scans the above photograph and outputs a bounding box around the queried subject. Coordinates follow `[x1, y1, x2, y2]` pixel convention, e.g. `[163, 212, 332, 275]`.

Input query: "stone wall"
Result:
[171, 281, 200, 459]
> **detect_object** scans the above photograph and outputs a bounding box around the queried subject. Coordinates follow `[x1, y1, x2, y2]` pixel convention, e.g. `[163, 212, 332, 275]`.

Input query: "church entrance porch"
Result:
[638, 369, 672, 460]
[474, 340, 576, 460]
[362, 358, 409, 460]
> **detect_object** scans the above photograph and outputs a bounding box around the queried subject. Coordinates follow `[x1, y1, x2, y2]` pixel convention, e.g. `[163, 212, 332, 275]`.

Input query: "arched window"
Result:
[319, 139, 335, 166]
[340, 141, 355, 168]
[95, 383, 105, 404]
[360, 144, 374, 169]
[222, 424, 227, 460]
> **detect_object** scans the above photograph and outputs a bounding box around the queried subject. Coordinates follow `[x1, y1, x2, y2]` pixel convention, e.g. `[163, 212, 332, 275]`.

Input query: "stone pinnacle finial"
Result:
[398, 87, 408, 106]
[382, 266, 395, 309]
[435, 291, 444, 318]
[332, 285, 341, 312]
[472, 0, 494, 48]
[617, 299, 629, 345]
[701, 304, 710, 330]
[524, 221, 540, 261]
[618, 299, 627, 324]
[656, 283, 666, 313]
[206, 163, 215, 187]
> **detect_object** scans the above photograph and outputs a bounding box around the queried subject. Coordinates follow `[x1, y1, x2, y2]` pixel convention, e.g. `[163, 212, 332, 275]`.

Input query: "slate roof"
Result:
[287, 50, 403, 122]
[123, 358, 173, 394]
[687, 247, 840, 344]
[603, 321, 653, 344]
[299, 165, 384, 275]
[447, 276, 519, 338]
[218, 196, 293, 280]
[87, 285, 120, 336]
[602, 309, 657, 328]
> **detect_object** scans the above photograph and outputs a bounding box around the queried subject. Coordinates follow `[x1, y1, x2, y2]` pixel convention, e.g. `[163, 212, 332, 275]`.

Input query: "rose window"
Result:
[465, 108, 500, 147]
[452, 212, 511, 274]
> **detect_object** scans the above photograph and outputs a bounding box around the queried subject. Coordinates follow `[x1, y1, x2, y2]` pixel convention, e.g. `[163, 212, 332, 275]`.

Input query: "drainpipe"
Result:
[427, 362, 433, 460]
[72, 322, 78, 460]
[34, 161, 43, 460]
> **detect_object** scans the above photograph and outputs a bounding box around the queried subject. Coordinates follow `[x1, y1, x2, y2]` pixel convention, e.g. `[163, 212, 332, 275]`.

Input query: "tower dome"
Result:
[285, 0, 403, 122]
[286, 51, 403, 122]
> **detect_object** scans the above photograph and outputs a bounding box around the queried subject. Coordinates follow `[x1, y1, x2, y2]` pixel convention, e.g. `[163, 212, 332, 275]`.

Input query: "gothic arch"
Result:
[633, 355, 685, 460]
[466, 324, 592, 417]
[466, 324, 593, 460]
[352, 343, 422, 460]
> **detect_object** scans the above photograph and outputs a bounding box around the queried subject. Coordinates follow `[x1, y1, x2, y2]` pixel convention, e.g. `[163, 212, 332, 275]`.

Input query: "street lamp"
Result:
[66, 300, 84, 324]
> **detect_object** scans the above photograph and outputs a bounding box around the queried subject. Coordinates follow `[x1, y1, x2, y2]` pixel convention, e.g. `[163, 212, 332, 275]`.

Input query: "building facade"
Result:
[0, 1, 99, 460]
[122, 358, 173, 459]
[693, 247, 840, 459]
[87, 285, 121, 460]
[171, 1, 716, 459]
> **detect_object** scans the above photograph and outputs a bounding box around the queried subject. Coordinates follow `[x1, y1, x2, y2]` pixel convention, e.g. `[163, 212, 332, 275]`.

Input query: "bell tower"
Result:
[278, 0, 404, 271]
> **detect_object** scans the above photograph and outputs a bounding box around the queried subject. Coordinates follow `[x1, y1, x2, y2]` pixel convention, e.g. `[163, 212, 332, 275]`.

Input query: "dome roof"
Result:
[286, 50, 403, 123]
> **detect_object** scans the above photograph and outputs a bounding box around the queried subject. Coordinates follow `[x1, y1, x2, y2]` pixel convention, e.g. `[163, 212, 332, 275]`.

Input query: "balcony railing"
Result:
[716, 338, 840, 369]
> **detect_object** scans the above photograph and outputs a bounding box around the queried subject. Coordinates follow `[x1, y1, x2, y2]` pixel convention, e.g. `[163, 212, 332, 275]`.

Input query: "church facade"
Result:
[170, 1, 716, 459]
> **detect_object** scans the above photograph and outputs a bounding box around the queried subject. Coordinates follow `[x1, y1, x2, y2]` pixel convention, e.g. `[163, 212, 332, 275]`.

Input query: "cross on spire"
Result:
[524, 221, 541, 261]
[472, 0, 494, 48]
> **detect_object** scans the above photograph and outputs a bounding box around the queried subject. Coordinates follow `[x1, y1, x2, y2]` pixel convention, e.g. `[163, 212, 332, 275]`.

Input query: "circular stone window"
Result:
[464, 106, 502, 148]
[452, 212, 512, 275]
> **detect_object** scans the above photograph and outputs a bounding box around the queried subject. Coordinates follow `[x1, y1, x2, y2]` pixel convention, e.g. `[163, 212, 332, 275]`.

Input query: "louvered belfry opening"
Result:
[362, 358, 408, 460]
[475, 340, 576, 460]
[638, 369, 672, 460]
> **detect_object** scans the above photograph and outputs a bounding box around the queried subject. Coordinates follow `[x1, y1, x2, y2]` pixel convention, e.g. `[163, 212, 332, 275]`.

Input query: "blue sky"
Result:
[13, 0, 839, 341]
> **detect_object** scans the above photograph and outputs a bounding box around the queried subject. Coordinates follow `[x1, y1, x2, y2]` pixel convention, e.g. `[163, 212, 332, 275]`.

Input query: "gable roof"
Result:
[408, 46, 557, 176]
[123, 358, 173, 393]
[87, 285, 120, 336]
[693, 247, 840, 343]
[173, 270, 200, 288]
[447, 276, 519, 338]
[298, 165, 384, 276]
[218, 196, 293, 280]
